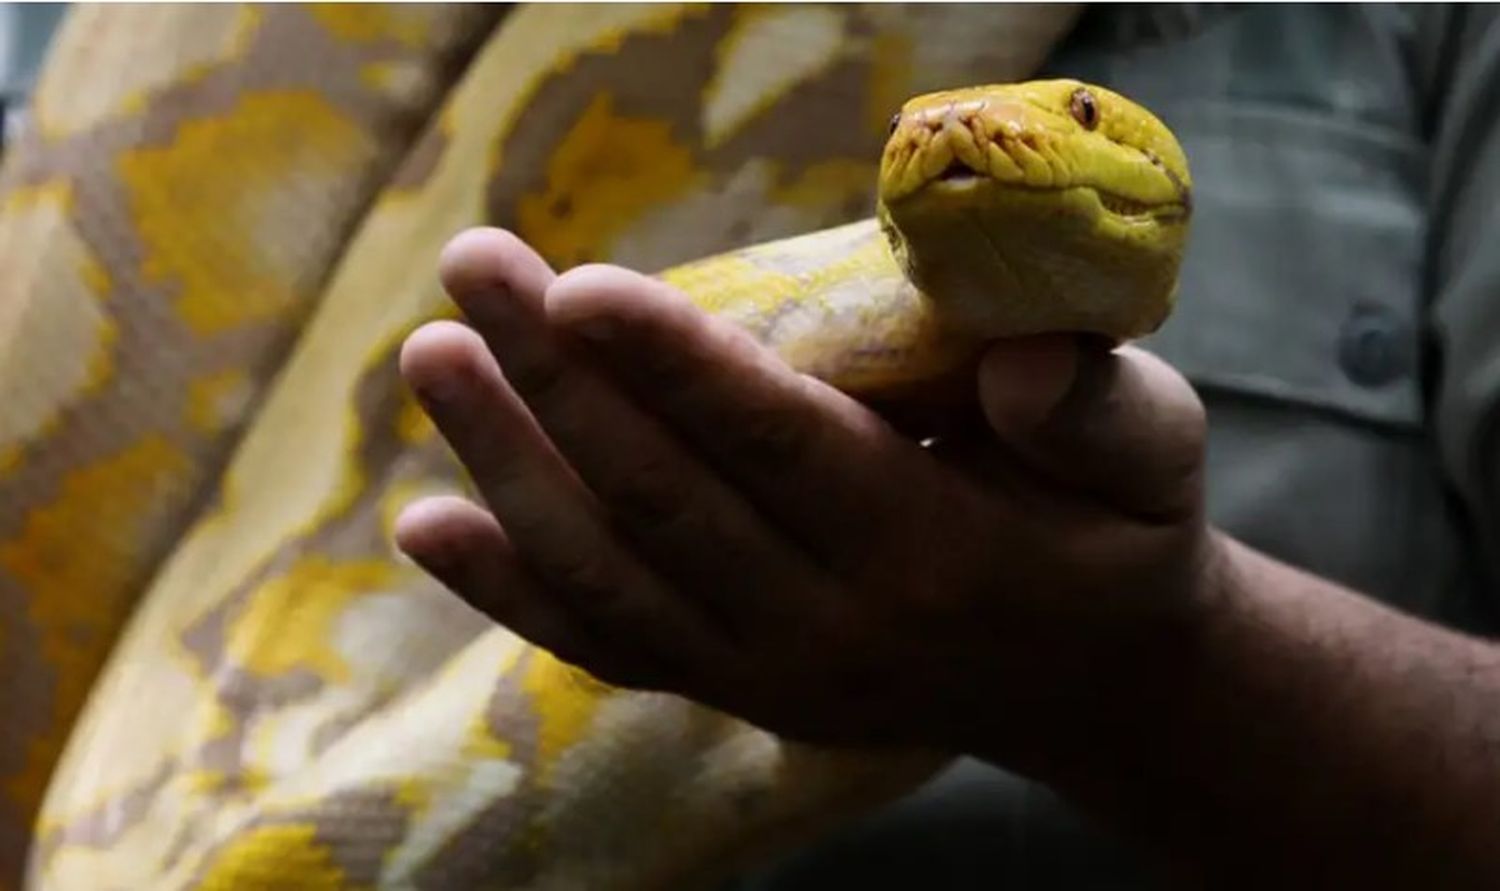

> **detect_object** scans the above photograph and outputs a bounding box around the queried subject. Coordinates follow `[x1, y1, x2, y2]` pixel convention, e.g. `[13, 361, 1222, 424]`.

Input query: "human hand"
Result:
[395, 227, 1218, 774]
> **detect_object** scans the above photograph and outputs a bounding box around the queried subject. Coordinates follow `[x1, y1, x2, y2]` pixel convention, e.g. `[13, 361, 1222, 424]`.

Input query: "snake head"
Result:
[876, 80, 1192, 341]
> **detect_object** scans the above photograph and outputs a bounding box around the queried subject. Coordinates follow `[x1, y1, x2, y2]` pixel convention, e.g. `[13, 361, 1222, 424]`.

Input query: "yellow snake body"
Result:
[0, 6, 1190, 889]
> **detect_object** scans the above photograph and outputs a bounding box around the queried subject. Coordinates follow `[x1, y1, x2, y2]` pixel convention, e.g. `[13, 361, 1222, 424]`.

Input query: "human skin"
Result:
[395, 227, 1500, 886]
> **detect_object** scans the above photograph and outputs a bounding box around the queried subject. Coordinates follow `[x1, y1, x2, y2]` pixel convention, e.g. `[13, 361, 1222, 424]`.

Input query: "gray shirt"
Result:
[739, 4, 1500, 887]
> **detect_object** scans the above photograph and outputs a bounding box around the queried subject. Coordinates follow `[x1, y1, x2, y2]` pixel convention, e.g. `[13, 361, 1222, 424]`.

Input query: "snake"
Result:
[0, 5, 1190, 889]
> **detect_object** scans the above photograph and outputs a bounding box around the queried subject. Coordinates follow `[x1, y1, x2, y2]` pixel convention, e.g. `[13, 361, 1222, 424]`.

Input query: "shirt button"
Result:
[1338, 304, 1411, 388]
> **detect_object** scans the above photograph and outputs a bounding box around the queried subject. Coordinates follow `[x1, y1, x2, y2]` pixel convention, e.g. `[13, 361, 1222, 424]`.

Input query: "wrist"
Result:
[965, 523, 1237, 788]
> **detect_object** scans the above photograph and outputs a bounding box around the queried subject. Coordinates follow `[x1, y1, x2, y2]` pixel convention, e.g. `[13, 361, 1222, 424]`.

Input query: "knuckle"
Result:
[606, 456, 699, 533]
[735, 401, 815, 469]
[490, 489, 563, 543]
[541, 552, 658, 631]
[543, 548, 618, 605]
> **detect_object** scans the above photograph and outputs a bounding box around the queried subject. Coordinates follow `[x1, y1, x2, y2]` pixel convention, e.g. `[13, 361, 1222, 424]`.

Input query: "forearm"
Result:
[1009, 533, 1500, 886]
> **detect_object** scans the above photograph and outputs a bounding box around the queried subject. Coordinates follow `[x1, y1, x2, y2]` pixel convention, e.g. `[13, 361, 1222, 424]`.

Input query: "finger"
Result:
[439, 241, 826, 633]
[542, 264, 929, 556]
[394, 495, 656, 687]
[977, 336, 1206, 523]
[439, 226, 559, 316]
[398, 320, 728, 673]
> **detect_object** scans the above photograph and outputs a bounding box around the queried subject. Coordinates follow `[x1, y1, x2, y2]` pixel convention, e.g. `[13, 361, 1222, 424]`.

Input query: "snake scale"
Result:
[0, 4, 1192, 889]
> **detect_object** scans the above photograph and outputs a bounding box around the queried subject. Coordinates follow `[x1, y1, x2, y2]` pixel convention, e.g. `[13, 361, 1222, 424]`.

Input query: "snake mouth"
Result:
[937, 160, 983, 184]
[923, 170, 1190, 221]
[1096, 191, 1155, 217]
[890, 135, 1189, 218]
[1096, 187, 1190, 221]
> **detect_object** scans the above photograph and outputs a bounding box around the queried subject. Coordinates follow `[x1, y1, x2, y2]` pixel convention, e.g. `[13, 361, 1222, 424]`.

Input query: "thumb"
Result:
[977, 335, 1206, 523]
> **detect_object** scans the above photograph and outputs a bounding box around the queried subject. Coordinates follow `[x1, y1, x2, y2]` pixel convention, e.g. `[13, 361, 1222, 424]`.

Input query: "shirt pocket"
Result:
[1141, 100, 1427, 432]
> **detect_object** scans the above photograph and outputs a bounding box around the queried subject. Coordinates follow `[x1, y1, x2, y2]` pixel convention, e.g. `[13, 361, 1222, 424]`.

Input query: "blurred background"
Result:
[0, 3, 63, 146]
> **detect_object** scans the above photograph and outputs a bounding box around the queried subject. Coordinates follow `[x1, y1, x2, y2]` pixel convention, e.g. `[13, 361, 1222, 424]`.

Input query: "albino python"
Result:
[0, 4, 1191, 889]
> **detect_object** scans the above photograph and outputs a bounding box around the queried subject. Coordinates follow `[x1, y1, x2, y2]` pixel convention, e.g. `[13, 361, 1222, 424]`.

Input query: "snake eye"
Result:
[888, 113, 901, 136]
[1070, 88, 1099, 130]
